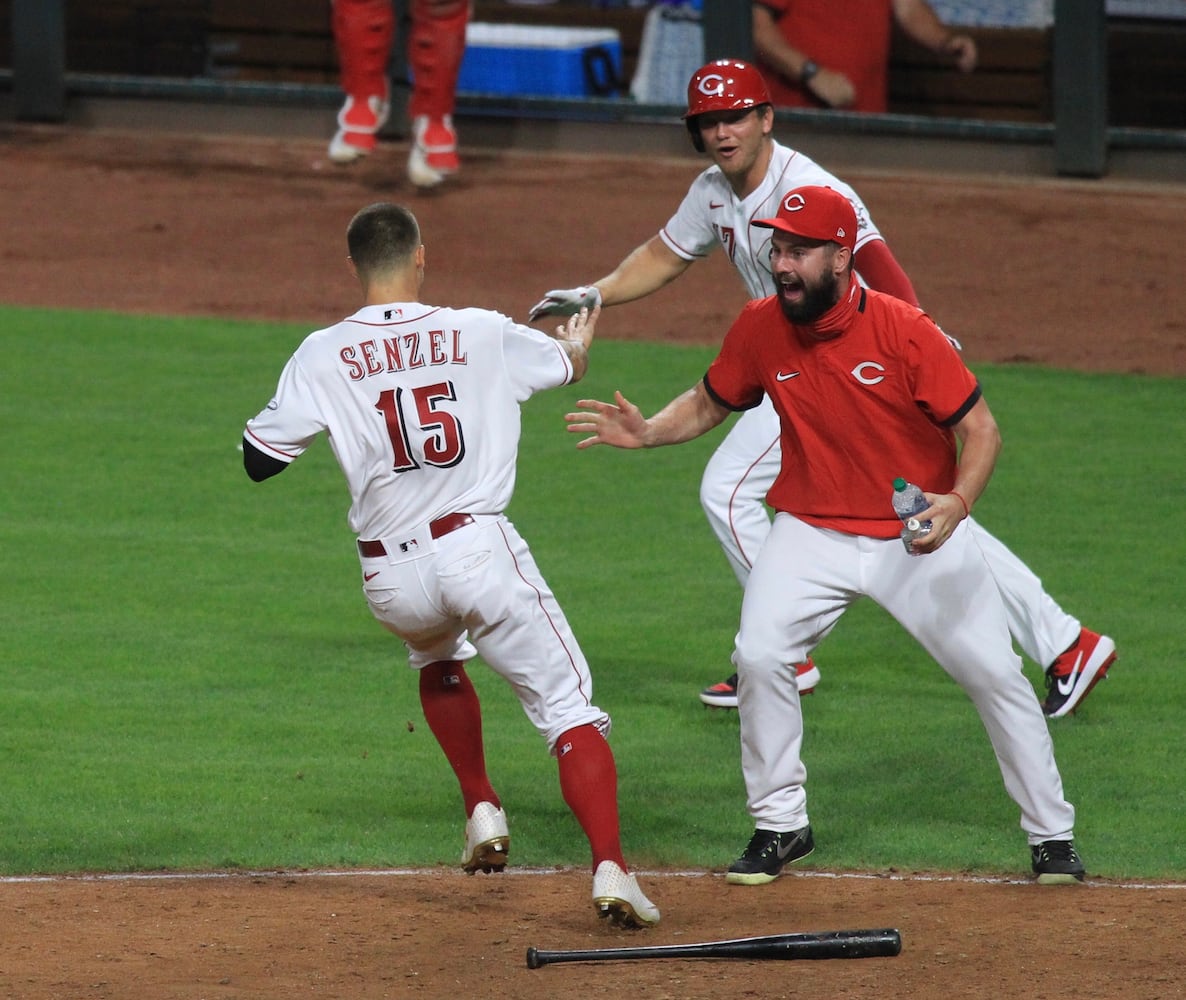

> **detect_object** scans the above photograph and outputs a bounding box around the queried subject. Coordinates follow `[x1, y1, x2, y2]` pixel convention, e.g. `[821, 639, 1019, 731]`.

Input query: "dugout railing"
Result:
[2, 0, 1185, 179]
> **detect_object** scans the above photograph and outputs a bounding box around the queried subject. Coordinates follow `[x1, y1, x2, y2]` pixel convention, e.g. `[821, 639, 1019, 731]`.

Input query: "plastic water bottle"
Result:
[892, 477, 932, 552]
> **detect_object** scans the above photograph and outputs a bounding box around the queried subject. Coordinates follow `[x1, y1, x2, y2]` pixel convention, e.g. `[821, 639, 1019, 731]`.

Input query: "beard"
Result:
[778, 268, 841, 324]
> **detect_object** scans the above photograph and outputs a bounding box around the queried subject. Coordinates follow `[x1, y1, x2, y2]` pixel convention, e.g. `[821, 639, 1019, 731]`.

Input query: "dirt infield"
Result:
[3, 868, 1184, 999]
[3, 120, 1185, 1000]
[4, 122, 1186, 376]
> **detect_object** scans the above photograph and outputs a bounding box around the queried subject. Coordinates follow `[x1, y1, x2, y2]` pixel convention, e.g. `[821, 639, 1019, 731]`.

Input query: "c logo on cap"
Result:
[782, 192, 807, 213]
[698, 73, 726, 97]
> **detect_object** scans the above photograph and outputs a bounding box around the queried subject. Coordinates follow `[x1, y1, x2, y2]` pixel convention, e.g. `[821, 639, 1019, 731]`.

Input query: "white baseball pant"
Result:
[733, 512, 1076, 841]
[359, 513, 609, 751]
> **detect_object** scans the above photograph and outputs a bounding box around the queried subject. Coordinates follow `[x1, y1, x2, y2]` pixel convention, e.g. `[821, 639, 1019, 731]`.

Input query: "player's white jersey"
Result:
[245, 303, 574, 539]
[659, 140, 882, 300]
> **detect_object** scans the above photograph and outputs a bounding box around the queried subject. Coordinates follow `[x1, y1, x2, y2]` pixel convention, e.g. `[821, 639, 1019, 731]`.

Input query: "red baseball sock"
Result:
[332, 0, 394, 99]
[556, 724, 627, 872]
[418, 661, 499, 816]
[407, 0, 469, 119]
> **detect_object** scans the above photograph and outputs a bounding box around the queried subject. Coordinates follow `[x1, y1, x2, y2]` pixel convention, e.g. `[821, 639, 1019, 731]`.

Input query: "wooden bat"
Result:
[526, 927, 901, 968]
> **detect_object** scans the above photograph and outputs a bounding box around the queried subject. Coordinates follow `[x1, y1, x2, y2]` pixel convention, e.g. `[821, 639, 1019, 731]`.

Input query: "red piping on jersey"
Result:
[739, 155, 799, 280]
[244, 426, 299, 460]
[496, 521, 594, 706]
[548, 336, 576, 384]
[728, 432, 781, 572]
[345, 306, 446, 327]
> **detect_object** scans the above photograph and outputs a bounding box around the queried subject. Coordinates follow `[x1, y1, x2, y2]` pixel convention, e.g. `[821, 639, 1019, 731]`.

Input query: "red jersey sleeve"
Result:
[901, 307, 980, 426]
[705, 300, 771, 411]
[853, 239, 919, 307]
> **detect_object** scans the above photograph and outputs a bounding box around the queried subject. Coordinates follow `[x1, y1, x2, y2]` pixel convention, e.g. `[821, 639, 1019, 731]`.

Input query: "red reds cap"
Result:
[753, 185, 857, 253]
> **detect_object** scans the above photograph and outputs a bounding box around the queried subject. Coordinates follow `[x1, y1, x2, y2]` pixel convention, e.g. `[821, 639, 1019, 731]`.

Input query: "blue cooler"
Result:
[457, 23, 623, 98]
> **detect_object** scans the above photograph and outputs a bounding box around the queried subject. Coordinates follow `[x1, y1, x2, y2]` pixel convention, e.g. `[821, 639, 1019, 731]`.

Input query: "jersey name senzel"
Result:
[339, 329, 467, 380]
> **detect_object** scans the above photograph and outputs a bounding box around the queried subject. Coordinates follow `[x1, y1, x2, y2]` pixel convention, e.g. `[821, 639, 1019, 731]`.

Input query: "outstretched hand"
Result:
[565, 391, 648, 449]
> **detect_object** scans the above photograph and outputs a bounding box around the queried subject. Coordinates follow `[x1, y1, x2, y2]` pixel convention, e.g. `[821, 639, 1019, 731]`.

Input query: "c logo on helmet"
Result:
[697, 73, 726, 97]
[782, 192, 807, 213]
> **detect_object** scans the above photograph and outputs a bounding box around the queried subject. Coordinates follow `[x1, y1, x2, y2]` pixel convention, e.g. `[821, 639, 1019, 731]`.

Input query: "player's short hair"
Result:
[347, 202, 421, 277]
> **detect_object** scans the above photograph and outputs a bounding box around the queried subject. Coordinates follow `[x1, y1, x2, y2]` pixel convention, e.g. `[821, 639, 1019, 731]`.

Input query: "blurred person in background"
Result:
[753, 0, 977, 113]
[329, 0, 469, 188]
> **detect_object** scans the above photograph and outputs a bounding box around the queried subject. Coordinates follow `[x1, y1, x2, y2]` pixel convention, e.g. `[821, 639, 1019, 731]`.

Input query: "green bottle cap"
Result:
[893, 477, 907, 491]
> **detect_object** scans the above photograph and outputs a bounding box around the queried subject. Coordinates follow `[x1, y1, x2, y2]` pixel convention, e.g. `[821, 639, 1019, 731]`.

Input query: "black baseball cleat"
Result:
[726, 825, 814, 885]
[1030, 839, 1086, 885]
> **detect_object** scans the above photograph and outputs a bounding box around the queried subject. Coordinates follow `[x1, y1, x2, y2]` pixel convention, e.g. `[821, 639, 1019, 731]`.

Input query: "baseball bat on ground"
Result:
[526, 928, 901, 969]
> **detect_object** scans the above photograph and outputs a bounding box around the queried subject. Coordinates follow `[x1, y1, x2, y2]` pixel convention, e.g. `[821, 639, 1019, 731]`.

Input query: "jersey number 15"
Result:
[375, 381, 466, 472]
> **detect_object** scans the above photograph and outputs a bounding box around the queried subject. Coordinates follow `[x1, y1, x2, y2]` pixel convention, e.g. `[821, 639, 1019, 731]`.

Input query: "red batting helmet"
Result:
[684, 59, 772, 119]
[683, 59, 773, 152]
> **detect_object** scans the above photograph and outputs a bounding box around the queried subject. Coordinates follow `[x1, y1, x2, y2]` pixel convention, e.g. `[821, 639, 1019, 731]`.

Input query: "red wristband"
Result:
[951, 490, 970, 517]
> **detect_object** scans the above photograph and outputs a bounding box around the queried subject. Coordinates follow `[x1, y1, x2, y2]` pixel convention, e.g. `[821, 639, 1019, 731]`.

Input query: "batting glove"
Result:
[528, 285, 602, 322]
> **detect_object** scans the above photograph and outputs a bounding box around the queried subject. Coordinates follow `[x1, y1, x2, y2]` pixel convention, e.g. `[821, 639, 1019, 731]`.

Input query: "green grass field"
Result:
[2, 304, 1183, 880]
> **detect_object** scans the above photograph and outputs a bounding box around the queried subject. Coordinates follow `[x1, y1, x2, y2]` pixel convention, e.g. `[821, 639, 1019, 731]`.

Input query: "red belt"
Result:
[357, 513, 475, 558]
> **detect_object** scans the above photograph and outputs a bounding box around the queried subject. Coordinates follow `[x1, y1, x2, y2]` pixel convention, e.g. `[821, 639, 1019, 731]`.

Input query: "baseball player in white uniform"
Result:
[530, 59, 1116, 717]
[565, 184, 1085, 885]
[242, 202, 658, 928]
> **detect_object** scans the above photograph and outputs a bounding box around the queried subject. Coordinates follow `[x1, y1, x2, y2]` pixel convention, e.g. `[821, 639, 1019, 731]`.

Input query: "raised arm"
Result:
[594, 235, 693, 307]
[547, 305, 600, 383]
[529, 236, 691, 320]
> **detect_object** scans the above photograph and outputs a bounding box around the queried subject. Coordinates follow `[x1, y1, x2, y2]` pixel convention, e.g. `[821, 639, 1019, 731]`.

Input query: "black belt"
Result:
[357, 513, 475, 558]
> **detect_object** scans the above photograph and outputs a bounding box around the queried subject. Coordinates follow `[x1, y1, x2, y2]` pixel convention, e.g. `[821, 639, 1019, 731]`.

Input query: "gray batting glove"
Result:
[528, 285, 602, 322]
